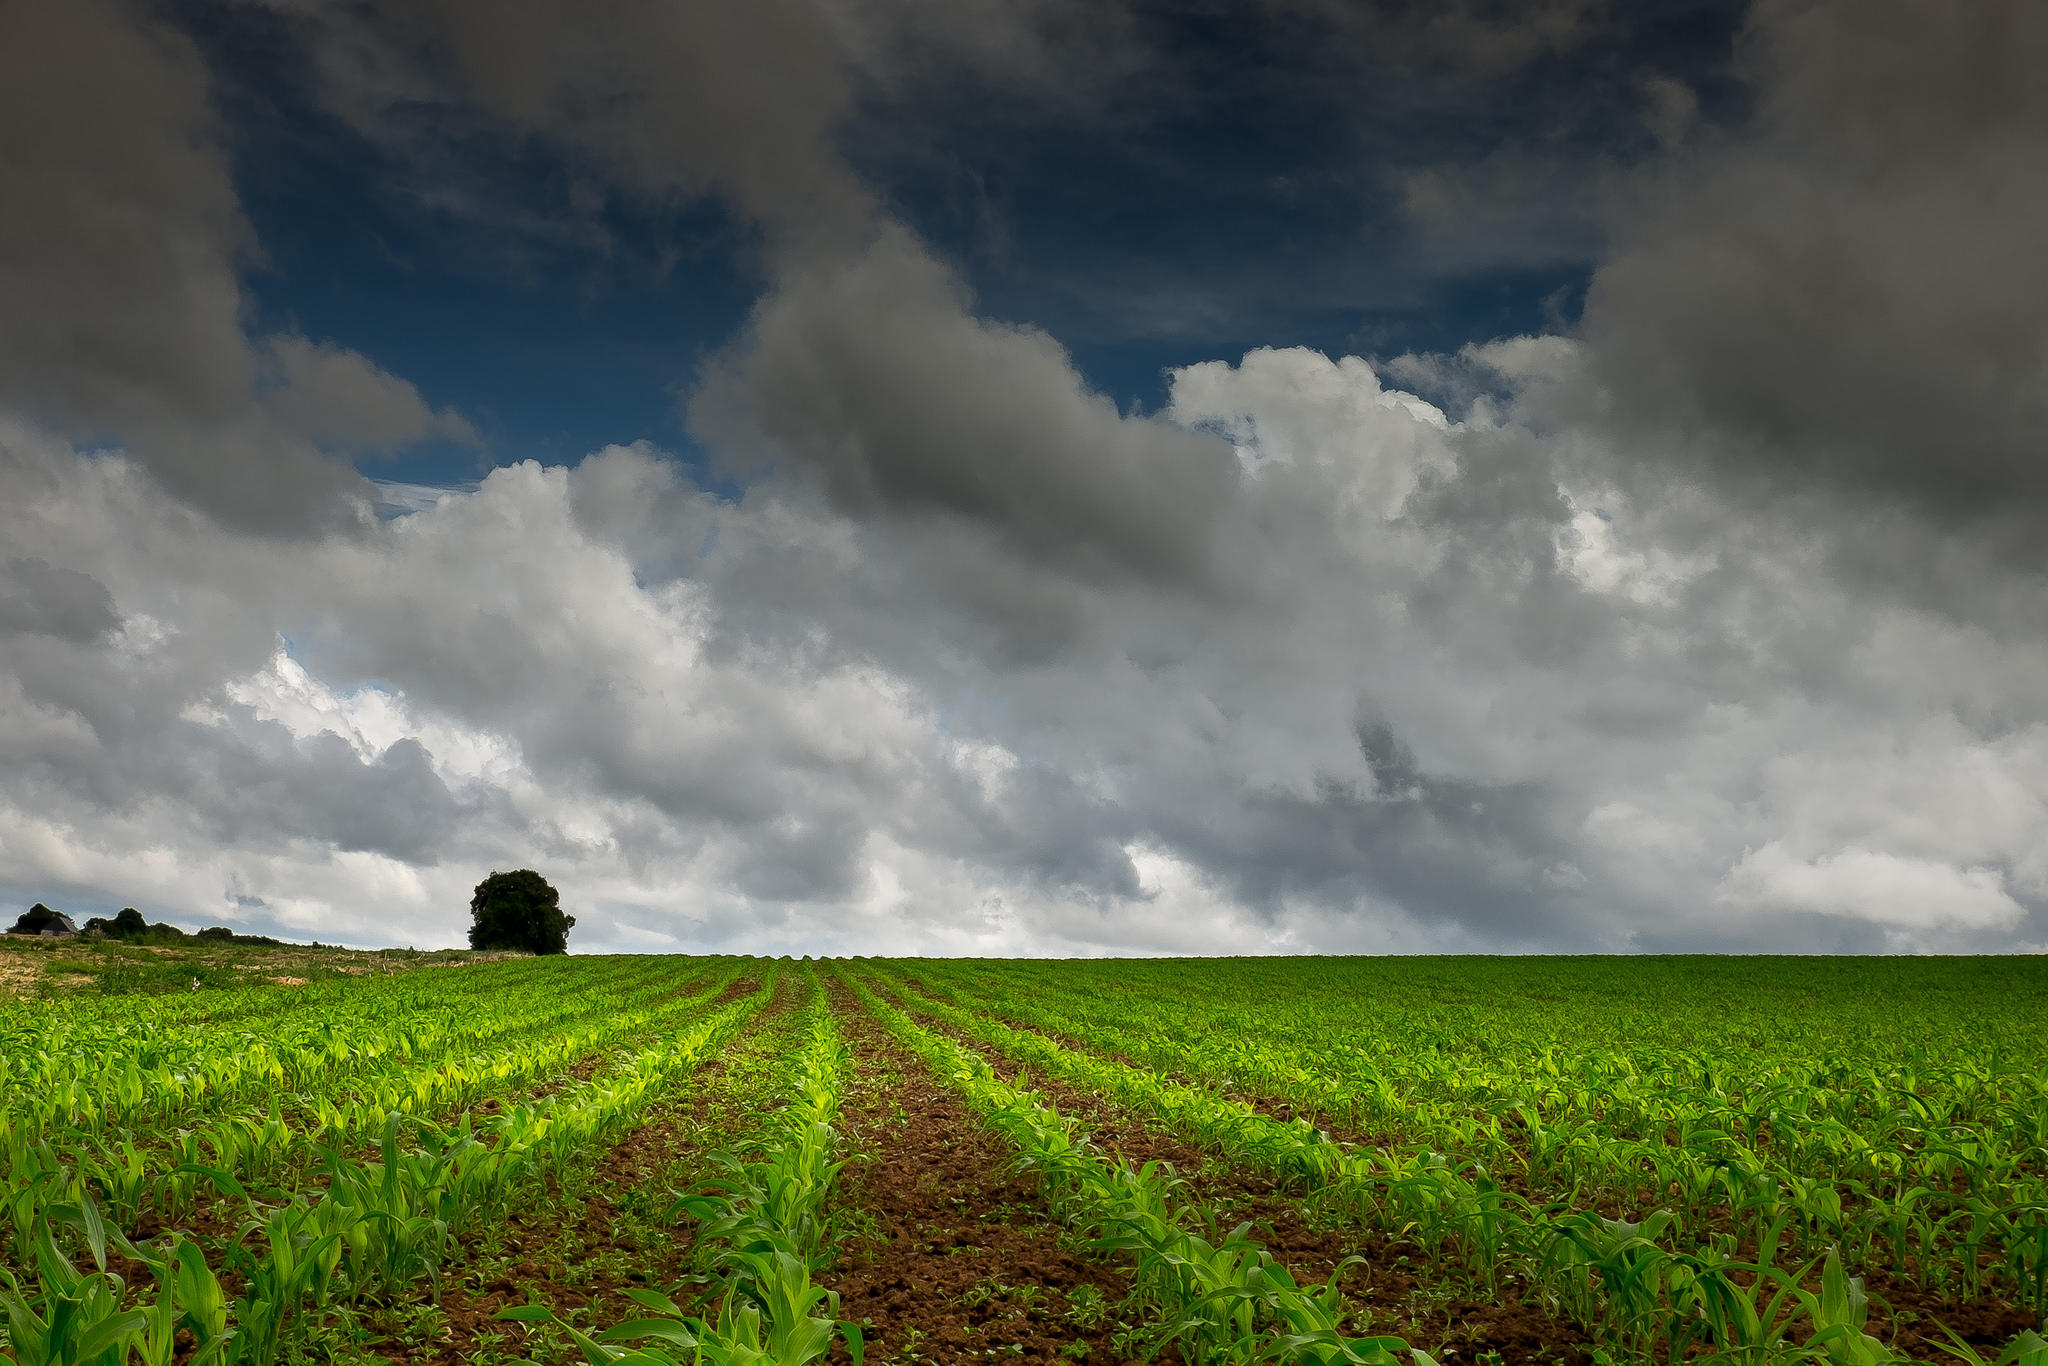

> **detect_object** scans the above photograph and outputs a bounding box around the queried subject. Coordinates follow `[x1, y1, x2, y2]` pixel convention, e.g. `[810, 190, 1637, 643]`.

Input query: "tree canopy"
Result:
[468, 870, 574, 955]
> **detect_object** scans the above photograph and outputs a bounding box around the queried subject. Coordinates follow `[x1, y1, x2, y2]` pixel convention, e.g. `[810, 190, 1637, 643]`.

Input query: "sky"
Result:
[2, 0, 2045, 956]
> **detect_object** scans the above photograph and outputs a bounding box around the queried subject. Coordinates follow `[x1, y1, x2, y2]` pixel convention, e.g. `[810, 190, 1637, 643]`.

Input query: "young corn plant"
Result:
[5, 981, 775, 1366]
[502, 975, 864, 1366]
[842, 968, 1424, 1366]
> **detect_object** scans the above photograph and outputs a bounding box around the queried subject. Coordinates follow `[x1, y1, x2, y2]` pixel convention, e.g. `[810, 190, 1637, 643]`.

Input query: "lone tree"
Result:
[468, 870, 574, 955]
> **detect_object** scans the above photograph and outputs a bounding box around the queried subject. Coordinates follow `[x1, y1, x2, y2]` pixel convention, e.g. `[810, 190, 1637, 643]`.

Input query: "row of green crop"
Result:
[842, 968, 1431, 1366]
[913, 960, 2048, 1155]
[4, 963, 747, 1251]
[1, 956, 695, 1136]
[0, 971, 773, 1366]
[507, 967, 867, 1365]
[907, 962, 2048, 1310]
[877, 968, 2046, 1366]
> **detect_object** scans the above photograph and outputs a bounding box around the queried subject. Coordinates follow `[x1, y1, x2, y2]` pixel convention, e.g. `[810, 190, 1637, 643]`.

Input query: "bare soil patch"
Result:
[897, 996, 1597, 1366]
[910, 998, 2048, 1364]
[382, 977, 790, 1363]
[0, 951, 43, 996]
[823, 989, 1139, 1364]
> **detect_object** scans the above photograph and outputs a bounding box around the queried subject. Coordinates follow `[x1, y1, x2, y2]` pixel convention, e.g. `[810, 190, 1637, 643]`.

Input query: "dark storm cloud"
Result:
[0, 0, 249, 427]
[190, 730, 465, 865]
[690, 230, 1241, 585]
[260, 336, 478, 453]
[281, 0, 1138, 251]
[0, 560, 119, 644]
[1136, 715, 1593, 946]
[836, 0, 1747, 369]
[7, 0, 2047, 956]
[0, 0, 377, 532]
[387, 0, 862, 234]
[1579, 0, 2048, 531]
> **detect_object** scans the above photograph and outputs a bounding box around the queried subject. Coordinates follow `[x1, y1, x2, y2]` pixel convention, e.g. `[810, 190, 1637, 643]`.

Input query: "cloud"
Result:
[262, 337, 477, 453]
[1578, 0, 2048, 536]
[690, 227, 1240, 585]
[7, 347, 2048, 956]
[413, 0, 863, 234]
[0, 559, 119, 644]
[272, 0, 1143, 264]
[1722, 845, 2026, 934]
[0, 1, 486, 534]
[0, 0, 251, 431]
[6, 0, 2048, 960]
[0, 0, 361, 531]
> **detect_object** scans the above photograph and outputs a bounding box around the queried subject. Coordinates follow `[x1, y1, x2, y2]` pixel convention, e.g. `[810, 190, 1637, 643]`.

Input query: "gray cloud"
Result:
[690, 228, 1240, 585]
[0, 559, 119, 644]
[261, 336, 478, 453]
[405, 0, 863, 235]
[7, 331, 2048, 955]
[0, 0, 250, 430]
[282, 0, 1140, 256]
[0, 0, 370, 532]
[191, 729, 465, 865]
[1579, 0, 2048, 533]
[6, 0, 2047, 958]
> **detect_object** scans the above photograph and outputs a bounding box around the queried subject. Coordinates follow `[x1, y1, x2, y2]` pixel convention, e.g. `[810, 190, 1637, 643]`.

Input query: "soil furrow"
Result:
[823, 984, 1139, 1364]
[882, 983, 1598, 1366]
[330, 976, 789, 1362]
[897, 982, 2044, 1363]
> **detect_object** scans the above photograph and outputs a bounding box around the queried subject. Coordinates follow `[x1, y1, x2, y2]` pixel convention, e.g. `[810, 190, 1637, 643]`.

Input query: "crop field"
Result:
[3, 954, 2046, 1366]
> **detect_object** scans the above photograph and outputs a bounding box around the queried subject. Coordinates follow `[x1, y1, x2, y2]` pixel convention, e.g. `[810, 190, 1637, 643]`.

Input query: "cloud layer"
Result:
[1, 0, 2043, 955]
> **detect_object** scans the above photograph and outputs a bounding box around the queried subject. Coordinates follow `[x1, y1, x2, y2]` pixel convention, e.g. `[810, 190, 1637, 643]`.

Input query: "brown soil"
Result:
[395, 1096, 708, 1363]
[893, 977, 1392, 1148]
[392, 1049, 748, 1358]
[329, 975, 759, 1153]
[382, 976, 789, 1362]
[895, 991, 2047, 1363]
[896, 998, 1596, 1366]
[822, 988, 1140, 1364]
[463, 1049, 609, 1116]
[704, 975, 762, 1009]
[1836, 1266, 2040, 1359]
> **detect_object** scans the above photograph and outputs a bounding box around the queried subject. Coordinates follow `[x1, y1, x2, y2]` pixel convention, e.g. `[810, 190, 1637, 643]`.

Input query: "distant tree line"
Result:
[11, 872, 576, 955]
[82, 907, 283, 946]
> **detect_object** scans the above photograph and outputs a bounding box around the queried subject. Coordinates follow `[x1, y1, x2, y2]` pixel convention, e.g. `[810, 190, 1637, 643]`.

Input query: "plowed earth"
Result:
[890, 997, 1598, 1366]
[895, 990, 2043, 1365]
[375, 983, 784, 1363]
[823, 998, 1140, 1364]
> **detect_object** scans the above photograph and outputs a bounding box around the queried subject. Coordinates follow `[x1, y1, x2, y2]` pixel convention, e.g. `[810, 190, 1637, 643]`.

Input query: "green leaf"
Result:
[495, 1304, 557, 1323]
[74, 1308, 149, 1360]
[596, 1318, 700, 1348]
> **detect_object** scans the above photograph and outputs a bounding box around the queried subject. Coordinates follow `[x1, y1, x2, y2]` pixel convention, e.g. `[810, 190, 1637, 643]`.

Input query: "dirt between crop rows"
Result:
[462, 977, 757, 1116]
[895, 1001, 1598, 1366]
[72, 1037, 736, 1366]
[393, 1089, 708, 1365]
[823, 989, 1138, 1364]
[395, 982, 782, 1363]
[903, 995, 2043, 1364]
[78, 975, 777, 1364]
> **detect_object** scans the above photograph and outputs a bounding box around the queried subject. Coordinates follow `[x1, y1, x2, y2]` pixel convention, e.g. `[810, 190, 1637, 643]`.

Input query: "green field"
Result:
[3, 951, 2044, 1365]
